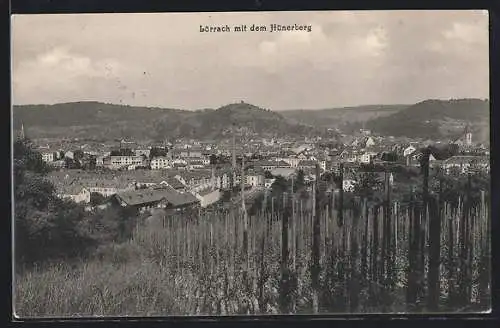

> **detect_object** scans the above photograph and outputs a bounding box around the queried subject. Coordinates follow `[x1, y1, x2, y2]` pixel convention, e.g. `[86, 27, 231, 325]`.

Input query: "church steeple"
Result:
[464, 124, 472, 146]
[19, 123, 26, 140]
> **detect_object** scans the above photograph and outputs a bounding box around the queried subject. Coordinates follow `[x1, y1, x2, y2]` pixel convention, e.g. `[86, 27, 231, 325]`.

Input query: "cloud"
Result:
[11, 11, 489, 109]
[13, 46, 140, 104]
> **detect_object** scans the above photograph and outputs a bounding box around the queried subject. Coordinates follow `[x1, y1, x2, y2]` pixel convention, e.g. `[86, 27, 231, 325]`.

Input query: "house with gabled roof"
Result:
[55, 184, 91, 204]
[297, 160, 317, 170]
[192, 188, 221, 208]
[441, 155, 489, 174]
[159, 177, 186, 191]
[115, 185, 199, 213]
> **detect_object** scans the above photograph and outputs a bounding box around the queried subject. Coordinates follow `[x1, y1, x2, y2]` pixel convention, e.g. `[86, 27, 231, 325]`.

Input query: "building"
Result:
[453, 125, 473, 147]
[115, 186, 199, 213]
[175, 170, 213, 191]
[192, 188, 221, 208]
[55, 185, 91, 204]
[159, 177, 187, 192]
[364, 136, 376, 148]
[441, 155, 489, 174]
[180, 147, 203, 158]
[108, 155, 144, 169]
[246, 172, 264, 187]
[150, 157, 171, 170]
[135, 149, 151, 158]
[214, 171, 232, 190]
[49, 160, 66, 169]
[270, 167, 296, 179]
[85, 179, 136, 197]
[277, 157, 301, 168]
[297, 160, 317, 170]
[403, 145, 417, 157]
[254, 160, 290, 171]
[359, 152, 371, 164]
[41, 151, 56, 163]
[340, 149, 359, 163]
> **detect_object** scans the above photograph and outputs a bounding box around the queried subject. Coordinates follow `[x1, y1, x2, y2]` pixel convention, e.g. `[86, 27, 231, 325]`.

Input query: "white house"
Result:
[403, 145, 417, 157]
[277, 157, 301, 168]
[64, 151, 75, 160]
[319, 160, 327, 172]
[364, 137, 376, 148]
[150, 157, 171, 170]
[41, 151, 55, 163]
[359, 152, 371, 164]
[192, 188, 221, 208]
[441, 155, 489, 174]
[57, 186, 91, 204]
[246, 173, 264, 187]
[109, 156, 144, 169]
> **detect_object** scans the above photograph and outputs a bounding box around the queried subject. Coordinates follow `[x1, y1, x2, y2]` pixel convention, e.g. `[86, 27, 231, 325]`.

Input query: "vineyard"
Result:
[13, 146, 491, 316]
[130, 165, 491, 315]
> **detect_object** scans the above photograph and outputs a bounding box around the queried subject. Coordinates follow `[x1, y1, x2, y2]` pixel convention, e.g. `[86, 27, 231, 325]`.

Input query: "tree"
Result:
[354, 172, 384, 204]
[294, 169, 305, 192]
[90, 192, 106, 206]
[65, 157, 81, 169]
[264, 170, 274, 179]
[13, 139, 50, 181]
[14, 139, 95, 267]
[381, 151, 398, 162]
[81, 155, 97, 170]
[149, 147, 168, 159]
[73, 149, 84, 161]
[209, 154, 218, 165]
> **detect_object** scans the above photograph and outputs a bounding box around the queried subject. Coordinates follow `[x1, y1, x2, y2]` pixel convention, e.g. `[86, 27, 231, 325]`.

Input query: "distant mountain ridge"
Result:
[13, 101, 321, 141]
[13, 98, 489, 142]
[280, 104, 409, 127]
[364, 98, 489, 142]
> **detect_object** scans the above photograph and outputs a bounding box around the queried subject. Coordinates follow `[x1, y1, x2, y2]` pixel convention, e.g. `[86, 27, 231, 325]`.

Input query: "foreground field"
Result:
[15, 191, 491, 317]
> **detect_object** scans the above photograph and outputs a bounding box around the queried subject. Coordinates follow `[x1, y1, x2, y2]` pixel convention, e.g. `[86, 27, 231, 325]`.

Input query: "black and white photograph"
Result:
[12, 10, 490, 317]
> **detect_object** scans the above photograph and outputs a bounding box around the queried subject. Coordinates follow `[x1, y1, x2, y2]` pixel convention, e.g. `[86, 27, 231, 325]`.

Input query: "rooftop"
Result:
[116, 186, 199, 207]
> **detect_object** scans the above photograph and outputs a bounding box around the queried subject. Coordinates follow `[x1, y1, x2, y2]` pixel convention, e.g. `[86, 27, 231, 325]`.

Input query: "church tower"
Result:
[19, 123, 26, 140]
[464, 124, 472, 146]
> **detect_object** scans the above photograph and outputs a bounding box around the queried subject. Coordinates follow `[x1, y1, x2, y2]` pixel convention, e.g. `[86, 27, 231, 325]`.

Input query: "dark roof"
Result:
[197, 188, 216, 196]
[253, 160, 278, 167]
[116, 186, 199, 207]
[163, 177, 185, 189]
[443, 155, 489, 165]
[178, 170, 212, 180]
[298, 160, 317, 166]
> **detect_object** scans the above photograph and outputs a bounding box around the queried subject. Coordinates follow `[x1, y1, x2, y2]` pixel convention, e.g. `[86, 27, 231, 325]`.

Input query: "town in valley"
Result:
[17, 102, 490, 216]
[12, 10, 490, 317]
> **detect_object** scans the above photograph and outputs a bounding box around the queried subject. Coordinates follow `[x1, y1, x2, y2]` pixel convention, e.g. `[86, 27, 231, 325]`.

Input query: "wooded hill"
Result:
[13, 98, 489, 142]
[13, 101, 321, 141]
[280, 104, 408, 130]
[364, 99, 489, 141]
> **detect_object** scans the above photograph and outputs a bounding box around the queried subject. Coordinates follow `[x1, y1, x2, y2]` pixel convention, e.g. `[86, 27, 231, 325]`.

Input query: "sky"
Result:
[11, 10, 489, 110]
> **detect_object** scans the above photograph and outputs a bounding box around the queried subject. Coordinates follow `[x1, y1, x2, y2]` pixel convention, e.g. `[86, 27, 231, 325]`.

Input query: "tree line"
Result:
[14, 139, 142, 270]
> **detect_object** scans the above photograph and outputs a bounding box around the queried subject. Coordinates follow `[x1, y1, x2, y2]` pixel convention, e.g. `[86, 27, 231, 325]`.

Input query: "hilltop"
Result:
[365, 98, 489, 141]
[13, 101, 321, 141]
[13, 99, 489, 142]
